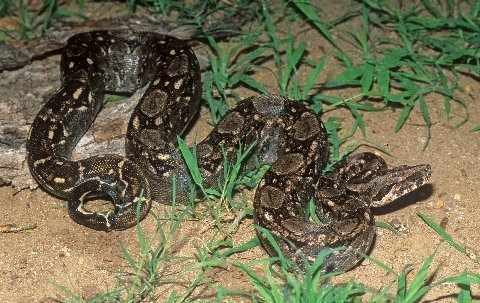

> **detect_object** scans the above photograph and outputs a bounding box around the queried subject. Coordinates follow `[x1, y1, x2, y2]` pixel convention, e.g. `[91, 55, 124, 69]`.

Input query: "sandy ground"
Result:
[1, 1, 479, 302]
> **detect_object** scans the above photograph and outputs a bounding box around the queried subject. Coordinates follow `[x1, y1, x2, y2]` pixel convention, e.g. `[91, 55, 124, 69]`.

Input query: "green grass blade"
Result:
[376, 66, 390, 97]
[395, 268, 408, 302]
[356, 250, 398, 276]
[325, 65, 365, 87]
[238, 263, 275, 301]
[291, 0, 350, 62]
[360, 63, 374, 93]
[421, 0, 441, 18]
[255, 226, 285, 259]
[376, 221, 400, 236]
[239, 74, 270, 94]
[471, 124, 480, 132]
[302, 52, 329, 100]
[403, 245, 439, 302]
[472, 1, 480, 16]
[418, 95, 431, 149]
[395, 94, 418, 132]
[263, 264, 283, 303]
[47, 280, 82, 301]
[177, 136, 202, 186]
[417, 211, 466, 254]
[220, 237, 261, 258]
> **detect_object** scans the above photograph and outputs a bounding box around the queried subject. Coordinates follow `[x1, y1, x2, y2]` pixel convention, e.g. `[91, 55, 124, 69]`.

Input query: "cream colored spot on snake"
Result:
[133, 195, 147, 203]
[169, 49, 176, 55]
[132, 116, 141, 130]
[154, 116, 163, 126]
[77, 200, 89, 213]
[33, 157, 51, 168]
[78, 106, 88, 111]
[156, 153, 171, 160]
[96, 36, 104, 41]
[86, 58, 94, 65]
[54, 177, 65, 184]
[69, 61, 74, 68]
[73, 87, 84, 100]
[153, 79, 160, 86]
[174, 78, 184, 90]
[88, 91, 94, 103]
[48, 130, 54, 139]
[263, 211, 274, 222]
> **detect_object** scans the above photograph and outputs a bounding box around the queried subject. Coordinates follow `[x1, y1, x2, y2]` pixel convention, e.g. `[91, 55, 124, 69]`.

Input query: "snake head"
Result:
[348, 163, 432, 207]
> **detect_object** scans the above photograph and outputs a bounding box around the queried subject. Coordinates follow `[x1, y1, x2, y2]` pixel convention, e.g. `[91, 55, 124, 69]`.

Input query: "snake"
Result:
[26, 30, 432, 272]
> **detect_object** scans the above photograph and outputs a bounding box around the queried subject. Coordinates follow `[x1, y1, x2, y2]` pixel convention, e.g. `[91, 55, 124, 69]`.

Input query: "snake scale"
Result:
[26, 31, 431, 272]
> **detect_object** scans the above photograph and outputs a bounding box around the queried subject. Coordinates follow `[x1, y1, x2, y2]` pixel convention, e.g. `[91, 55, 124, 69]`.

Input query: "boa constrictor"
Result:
[26, 31, 431, 272]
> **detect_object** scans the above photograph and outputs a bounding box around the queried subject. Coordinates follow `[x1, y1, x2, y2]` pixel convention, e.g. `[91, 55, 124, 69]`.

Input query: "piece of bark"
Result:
[0, 12, 245, 71]
[0, 58, 152, 193]
[0, 14, 194, 70]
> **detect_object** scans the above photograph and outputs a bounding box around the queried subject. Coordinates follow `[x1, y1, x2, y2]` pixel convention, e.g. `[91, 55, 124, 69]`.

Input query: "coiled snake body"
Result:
[26, 31, 431, 272]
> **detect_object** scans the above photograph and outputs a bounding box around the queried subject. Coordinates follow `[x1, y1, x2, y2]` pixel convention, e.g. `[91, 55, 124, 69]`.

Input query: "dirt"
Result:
[1, 1, 479, 302]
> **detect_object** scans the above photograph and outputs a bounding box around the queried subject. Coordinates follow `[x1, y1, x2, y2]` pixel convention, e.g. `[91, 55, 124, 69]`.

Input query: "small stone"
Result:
[58, 247, 70, 258]
[434, 200, 444, 209]
[440, 217, 448, 229]
[466, 248, 477, 262]
[453, 194, 461, 201]
[390, 219, 409, 233]
[390, 219, 402, 229]
[407, 271, 416, 281]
